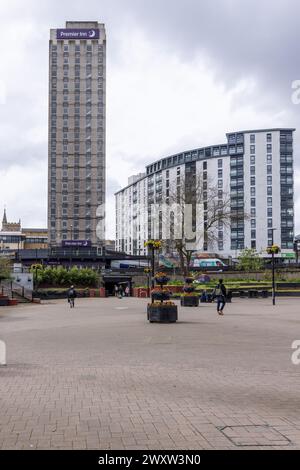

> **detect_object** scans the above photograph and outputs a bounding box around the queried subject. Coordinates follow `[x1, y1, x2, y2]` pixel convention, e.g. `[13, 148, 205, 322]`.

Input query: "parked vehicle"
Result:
[192, 258, 228, 271]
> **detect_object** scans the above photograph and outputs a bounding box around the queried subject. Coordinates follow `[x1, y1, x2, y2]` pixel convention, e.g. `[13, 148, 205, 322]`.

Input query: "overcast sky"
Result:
[0, 0, 299, 239]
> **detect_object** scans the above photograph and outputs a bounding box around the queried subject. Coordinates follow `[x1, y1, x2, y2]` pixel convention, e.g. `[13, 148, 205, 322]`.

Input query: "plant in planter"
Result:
[181, 276, 199, 306]
[147, 272, 178, 323]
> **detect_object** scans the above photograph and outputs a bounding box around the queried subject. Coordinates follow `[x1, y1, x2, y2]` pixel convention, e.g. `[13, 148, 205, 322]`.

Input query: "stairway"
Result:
[0, 281, 33, 304]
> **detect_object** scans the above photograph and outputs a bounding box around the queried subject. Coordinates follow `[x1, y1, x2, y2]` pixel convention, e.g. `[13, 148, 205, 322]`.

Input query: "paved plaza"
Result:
[1, 297, 300, 450]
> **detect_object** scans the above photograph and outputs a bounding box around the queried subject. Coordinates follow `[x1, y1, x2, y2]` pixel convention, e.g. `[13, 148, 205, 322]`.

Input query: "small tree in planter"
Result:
[181, 277, 199, 307]
[147, 272, 178, 323]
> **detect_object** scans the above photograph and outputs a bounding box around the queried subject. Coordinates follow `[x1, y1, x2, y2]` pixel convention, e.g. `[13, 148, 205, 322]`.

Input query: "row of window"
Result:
[52, 44, 103, 52]
[250, 133, 272, 143]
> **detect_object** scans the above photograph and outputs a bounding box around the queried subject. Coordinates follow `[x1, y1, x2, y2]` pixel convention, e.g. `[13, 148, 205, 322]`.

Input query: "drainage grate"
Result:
[219, 425, 291, 447]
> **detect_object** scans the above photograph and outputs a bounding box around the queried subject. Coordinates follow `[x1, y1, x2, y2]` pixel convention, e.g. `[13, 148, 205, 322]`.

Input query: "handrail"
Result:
[0, 280, 33, 301]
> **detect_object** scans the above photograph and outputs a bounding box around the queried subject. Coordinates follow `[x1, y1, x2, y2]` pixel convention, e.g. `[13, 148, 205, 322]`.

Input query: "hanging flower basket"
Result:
[181, 275, 199, 306]
[144, 240, 162, 249]
[154, 272, 170, 286]
[266, 245, 281, 255]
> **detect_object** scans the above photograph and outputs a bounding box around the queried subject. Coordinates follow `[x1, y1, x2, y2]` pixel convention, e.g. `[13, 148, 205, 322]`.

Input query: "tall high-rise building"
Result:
[48, 21, 106, 246]
[115, 128, 295, 259]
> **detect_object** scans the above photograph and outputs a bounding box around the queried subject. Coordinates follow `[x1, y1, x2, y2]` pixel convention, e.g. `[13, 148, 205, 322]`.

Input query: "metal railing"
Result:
[0, 280, 33, 301]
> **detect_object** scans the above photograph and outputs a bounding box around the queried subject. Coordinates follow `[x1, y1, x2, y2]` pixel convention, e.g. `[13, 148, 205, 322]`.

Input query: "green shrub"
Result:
[30, 265, 99, 287]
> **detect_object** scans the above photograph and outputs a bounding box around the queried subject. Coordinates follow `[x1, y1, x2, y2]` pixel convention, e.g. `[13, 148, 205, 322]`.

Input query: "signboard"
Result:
[61, 240, 92, 248]
[281, 252, 296, 259]
[56, 29, 100, 40]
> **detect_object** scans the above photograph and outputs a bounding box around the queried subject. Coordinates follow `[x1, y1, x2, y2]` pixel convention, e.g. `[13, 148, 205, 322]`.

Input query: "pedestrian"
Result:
[114, 284, 119, 297]
[213, 279, 227, 315]
[125, 285, 130, 297]
[200, 290, 208, 303]
[67, 285, 77, 308]
[118, 286, 124, 298]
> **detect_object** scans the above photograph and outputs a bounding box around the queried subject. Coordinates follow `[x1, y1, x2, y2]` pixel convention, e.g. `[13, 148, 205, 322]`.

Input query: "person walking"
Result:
[125, 285, 130, 297]
[67, 285, 77, 308]
[114, 284, 119, 297]
[118, 285, 124, 298]
[213, 279, 227, 315]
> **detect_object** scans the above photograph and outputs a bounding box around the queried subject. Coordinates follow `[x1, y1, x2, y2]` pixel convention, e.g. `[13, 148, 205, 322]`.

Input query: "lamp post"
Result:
[69, 224, 73, 268]
[144, 240, 161, 291]
[294, 238, 299, 264]
[270, 228, 277, 306]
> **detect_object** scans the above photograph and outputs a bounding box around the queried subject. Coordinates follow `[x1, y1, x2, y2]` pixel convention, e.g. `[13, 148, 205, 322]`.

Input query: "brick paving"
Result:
[1, 297, 300, 449]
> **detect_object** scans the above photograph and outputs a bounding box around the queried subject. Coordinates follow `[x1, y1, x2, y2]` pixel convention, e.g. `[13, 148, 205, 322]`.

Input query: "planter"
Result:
[147, 304, 178, 323]
[8, 299, 18, 306]
[181, 296, 199, 307]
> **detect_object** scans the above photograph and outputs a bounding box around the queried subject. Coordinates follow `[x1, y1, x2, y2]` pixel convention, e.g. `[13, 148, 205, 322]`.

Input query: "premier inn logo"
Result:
[56, 29, 100, 40]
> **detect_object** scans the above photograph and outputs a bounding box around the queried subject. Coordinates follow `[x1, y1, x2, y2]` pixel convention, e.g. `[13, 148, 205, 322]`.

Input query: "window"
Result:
[267, 176, 272, 185]
[250, 145, 255, 154]
[267, 154, 272, 163]
[251, 219, 256, 228]
[251, 208, 256, 217]
[267, 186, 272, 195]
[250, 155, 255, 165]
[268, 229, 275, 239]
[267, 144, 272, 153]
[267, 197, 272, 206]
[251, 198, 256, 207]
[250, 177, 255, 186]
[218, 169, 223, 178]
[267, 165, 272, 174]
[267, 133, 272, 142]
[251, 240, 256, 249]
[250, 134, 255, 143]
[218, 180, 223, 188]
[251, 187, 255, 196]
[267, 208, 272, 217]
[218, 159, 223, 168]
[203, 161, 207, 170]
[250, 166, 255, 175]
[268, 219, 273, 228]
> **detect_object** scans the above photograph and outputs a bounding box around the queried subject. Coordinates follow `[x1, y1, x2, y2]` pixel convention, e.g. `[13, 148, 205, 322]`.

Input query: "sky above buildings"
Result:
[0, 0, 299, 238]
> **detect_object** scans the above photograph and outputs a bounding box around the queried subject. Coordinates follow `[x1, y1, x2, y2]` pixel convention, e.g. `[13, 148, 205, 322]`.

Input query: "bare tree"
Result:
[160, 173, 234, 276]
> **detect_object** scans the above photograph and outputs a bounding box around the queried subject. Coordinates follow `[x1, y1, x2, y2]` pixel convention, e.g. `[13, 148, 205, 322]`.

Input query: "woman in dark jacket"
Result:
[213, 279, 227, 315]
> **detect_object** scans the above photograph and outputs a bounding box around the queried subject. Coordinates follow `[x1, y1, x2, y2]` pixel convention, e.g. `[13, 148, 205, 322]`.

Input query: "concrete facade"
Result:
[48, 21, 106, 247]
[115, 128, 295, 259]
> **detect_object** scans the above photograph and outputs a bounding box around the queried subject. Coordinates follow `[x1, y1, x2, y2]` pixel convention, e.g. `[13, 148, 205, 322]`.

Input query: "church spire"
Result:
[2, 207, 7, 225]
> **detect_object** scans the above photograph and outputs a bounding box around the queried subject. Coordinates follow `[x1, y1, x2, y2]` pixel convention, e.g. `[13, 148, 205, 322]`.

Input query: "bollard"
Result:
[0, 340, 6, 366]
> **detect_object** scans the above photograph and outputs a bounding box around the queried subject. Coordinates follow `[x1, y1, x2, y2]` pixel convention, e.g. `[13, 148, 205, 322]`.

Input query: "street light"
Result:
[69, 224, 73, 268]
[270, 228, 277, 306]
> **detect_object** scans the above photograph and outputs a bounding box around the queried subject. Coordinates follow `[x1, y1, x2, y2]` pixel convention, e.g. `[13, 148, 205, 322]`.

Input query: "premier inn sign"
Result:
[56, 29, 100, 40]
